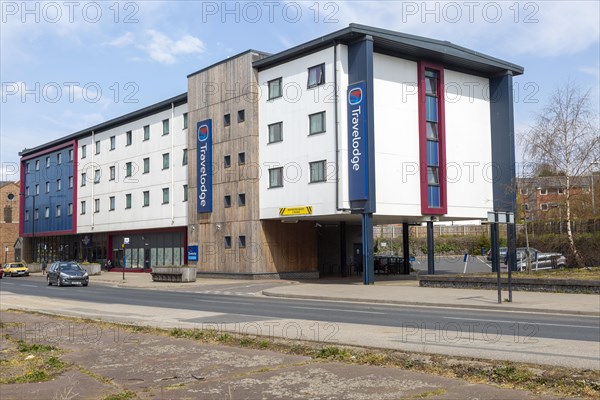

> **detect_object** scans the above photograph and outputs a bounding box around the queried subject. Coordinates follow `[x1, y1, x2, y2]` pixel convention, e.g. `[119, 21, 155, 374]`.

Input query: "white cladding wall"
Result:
[259, 47, 339, 219]
[443, 70, 493, 218]
[372, 53, 421, 217]
[77, 104, 188, 233]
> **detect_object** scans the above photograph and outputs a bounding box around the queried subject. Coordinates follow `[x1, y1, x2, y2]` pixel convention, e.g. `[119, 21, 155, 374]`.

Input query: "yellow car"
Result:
[4, 262, 30, 277]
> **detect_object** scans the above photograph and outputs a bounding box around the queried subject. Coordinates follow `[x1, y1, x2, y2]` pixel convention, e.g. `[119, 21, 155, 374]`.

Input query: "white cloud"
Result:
[578, 66, 600, 79]
[142, 30, 205, 64]
[105, 32, 135, 47]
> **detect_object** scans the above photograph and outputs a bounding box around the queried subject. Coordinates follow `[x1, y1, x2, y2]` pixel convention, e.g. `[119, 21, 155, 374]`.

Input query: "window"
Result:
[162, 153, 170, 169]
[26, 162, 30, 172]
[162, 188, 169, 204]
[45, 207, 49, 218]
[182, 149, 188, 166]
[81, 173, 87, 186]
[69, 149, 73, 161]
[143, 191, 149, 207]
[80, 201, 86, 215]
[268, 122, 283, 143]
[110, 166, 116, 181]
[35, 184, 39, 195]
[109, 196, 115, 211]
[183, 185, 188, 202]
[224, 155, 231, 168]
[224, 195, 231, 208]
[224, 236, 232, 249]
[143, 125, 150, 141]
[69, 176, 73, 188]
[143, 157, 150, 174]
[307, 63, 325, 88]
[94, 198, 100, 213]
[57, 179, 61, 191]
[35, 160, 40, 170]
[238, 193, 246, 206]
[95, 140, 100, 155]
[25, 210, 29, 222]
[4, 207, 11, 223]
[162, 119, 169, 135]
[309, 160, 326, 183]
[126, 162, 132, 177]
[522, 203, 530, 211]
[34, 208, 39, 220]
[238, 152, 246, 165]
[94, 169, 101, 184]
[238, 110, 245, 123]
[57, 153, 62, 164]
[540, 203, 549, 211]
[224, 113, 231, 127]
[109, 136, 115, 150]
[56, 205, 61, 218]
[125, 194, 132, 209]
[422, 67, 442, 210]
[46, 156, 50, 167]
[519, 187, 529, 195]
[45, 182, 50, 193]
[183, 113, 188, 130]
[540, 188, 548, 195]
[126, 130, 132, 145]
[26, 186, 29, 196]
[68, 203, 73, 216]
[238, 236, 246, 248]
[269, 167, 283, 188]
[268, 77, 282, 100]
[81, 145, 86, 159]
[309, 111, 326, 135]
[558, 188, 565, 195]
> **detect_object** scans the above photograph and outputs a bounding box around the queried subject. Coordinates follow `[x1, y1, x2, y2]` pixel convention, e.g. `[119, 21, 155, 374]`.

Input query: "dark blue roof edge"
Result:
[253, 23, 524, 76]
[20, 93, 187, 157]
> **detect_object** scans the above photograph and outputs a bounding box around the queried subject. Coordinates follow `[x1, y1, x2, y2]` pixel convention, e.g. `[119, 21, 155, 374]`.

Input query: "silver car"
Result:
[514, 248, 566, 271]
[47, 262, 89, 287]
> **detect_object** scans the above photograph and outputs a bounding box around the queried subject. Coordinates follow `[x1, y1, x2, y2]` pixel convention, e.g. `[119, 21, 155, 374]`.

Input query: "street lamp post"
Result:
[4, 246, 8, 264]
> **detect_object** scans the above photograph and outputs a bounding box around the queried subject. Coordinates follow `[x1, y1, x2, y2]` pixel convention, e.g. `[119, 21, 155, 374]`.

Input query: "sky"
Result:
[1, 0, 599, 181]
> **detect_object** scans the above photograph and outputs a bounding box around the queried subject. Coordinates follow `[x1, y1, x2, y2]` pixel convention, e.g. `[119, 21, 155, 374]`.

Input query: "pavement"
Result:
[83, 271, 600, 317]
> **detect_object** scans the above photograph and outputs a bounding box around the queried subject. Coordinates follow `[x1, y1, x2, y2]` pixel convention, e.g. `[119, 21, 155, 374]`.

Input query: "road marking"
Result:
[442, 316, 598, 329]
[1, 282, 14, 284]
[194, 298, 254, 306]
[21, 284, 37, 288]
[289, 306, 385, 315]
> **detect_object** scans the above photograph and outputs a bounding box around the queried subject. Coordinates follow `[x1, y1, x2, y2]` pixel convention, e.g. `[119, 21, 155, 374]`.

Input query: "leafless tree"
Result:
[520, 82, 600, 267]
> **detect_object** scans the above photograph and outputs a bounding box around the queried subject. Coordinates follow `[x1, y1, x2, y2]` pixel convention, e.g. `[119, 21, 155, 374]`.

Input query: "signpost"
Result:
[123, 237, 129, 281]
[487, 211, 515, 303]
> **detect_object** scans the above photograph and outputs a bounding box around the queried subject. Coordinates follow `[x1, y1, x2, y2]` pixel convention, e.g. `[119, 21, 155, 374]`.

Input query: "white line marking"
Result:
[194, 299, 253, 306]
[1, 282, 14, 285]
[442, 316, 598, 329]
[21, 284, 37, 288]
[289, 306, 385, 315]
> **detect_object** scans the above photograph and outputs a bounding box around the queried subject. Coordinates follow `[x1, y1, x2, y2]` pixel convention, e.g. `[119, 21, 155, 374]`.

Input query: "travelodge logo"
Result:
[197, 124, 209, 142]
[348, 87, 363, 105]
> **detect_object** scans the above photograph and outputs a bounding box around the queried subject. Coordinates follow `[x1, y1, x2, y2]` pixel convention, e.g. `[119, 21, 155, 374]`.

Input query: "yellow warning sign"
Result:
[279, 206, 313, 216]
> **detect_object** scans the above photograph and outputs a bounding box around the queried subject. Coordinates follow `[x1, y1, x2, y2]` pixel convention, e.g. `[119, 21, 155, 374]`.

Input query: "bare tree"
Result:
[520, 82, 600, 267]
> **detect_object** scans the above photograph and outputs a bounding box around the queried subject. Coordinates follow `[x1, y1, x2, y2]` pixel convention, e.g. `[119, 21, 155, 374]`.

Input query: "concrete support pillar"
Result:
[402, 223, 410, 274]
[340, 221, 347, 277]
[427, 221, 435, 275]
[362, 213, 374, 284]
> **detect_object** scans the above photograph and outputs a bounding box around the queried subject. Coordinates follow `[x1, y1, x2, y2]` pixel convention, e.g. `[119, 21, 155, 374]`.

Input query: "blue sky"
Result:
[1, 1, 599, 180]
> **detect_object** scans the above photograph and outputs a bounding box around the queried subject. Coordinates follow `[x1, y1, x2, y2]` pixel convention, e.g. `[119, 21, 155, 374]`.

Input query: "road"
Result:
[1, 275, 599, 369]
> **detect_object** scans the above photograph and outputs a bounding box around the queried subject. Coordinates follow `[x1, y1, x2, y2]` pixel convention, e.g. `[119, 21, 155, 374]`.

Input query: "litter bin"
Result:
[481, 247, 486, 256]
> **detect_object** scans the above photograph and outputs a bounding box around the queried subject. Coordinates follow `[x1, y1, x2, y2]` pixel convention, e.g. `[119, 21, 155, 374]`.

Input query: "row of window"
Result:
[268, 160, 327, 188]
[267, 111, 326, 144]
[81, 113, 188, 159]
[223, 109, 245, 127]
[81, 151, 187, 185]
[267, 63, 325, 100]
[80, 185, 189, 214]
[224, 235, 246, 249]
[25, 176, 74, 196]
[25, 150, 74, 172]
[520, 187, 566, 196]
[523, 203, 565, 212]
[24, 203, 73, 221]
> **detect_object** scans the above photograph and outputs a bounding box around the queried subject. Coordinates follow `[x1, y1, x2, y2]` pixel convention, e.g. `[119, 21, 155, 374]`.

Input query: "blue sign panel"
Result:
[347, 82, 369, 201]
[187, 245, 199, 262]
[196, 119, 213, 213]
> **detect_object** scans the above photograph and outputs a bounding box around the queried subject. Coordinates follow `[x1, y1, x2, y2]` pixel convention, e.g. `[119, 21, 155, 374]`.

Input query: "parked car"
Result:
[486, 247, 508, 262]
[47, 261, 89, 287]
[0, 265, 4, 279]
[3, 262, 29, 277]
[512, 247, 566, 271]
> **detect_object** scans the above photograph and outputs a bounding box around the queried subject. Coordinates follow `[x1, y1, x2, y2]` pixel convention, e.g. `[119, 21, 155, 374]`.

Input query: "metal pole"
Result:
[507, 223, 514, 302]
[491, 221, 501, 304]
[427, 221, 435, 275]
[362, 213, 374, 285]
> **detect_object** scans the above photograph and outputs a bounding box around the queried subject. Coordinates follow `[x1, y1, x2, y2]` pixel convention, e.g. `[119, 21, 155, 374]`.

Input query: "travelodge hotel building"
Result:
[20, 24, 523, 278]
